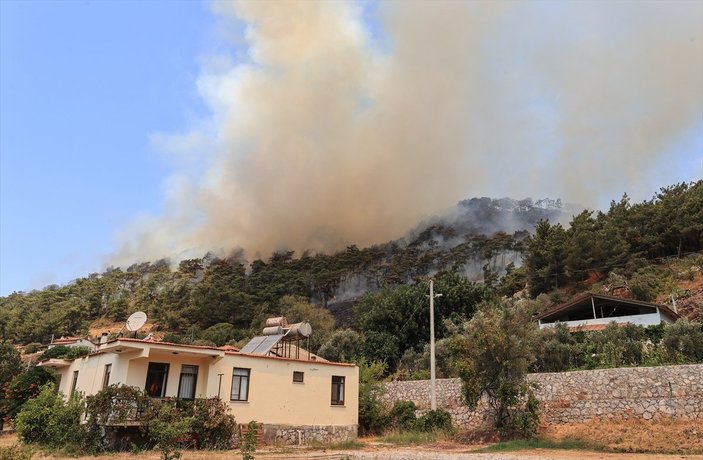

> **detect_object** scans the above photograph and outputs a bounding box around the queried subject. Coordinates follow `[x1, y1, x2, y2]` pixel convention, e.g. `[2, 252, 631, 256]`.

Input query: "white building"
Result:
[537, 293, 679, 331]
[40, 337, 358, 444]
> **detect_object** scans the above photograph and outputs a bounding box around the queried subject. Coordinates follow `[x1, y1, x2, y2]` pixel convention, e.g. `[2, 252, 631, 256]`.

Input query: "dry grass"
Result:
[543, 418, 703, 454]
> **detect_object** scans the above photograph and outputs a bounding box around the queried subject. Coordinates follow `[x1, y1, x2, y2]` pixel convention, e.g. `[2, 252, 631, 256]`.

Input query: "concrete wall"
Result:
[380, 364, 703, 429]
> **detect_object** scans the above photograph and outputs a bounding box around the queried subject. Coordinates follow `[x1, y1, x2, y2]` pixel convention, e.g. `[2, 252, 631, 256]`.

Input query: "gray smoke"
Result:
[112, 0, 703, 267]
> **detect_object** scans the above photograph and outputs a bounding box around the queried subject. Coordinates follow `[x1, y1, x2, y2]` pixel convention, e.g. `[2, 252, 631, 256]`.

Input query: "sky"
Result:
[1, 0, 702, 296]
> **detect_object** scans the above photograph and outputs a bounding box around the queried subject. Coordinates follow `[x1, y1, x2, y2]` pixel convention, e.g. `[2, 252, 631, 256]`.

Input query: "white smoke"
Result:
[112, 0, 703, 267]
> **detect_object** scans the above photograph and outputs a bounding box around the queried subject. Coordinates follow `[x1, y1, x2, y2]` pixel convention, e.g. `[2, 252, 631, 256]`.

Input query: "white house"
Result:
[537, 293, 680, 331]
[40, 336, 358, 444]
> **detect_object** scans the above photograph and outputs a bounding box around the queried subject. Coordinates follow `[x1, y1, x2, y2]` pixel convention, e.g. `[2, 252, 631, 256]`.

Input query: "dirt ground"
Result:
[3, 433, 703, 460]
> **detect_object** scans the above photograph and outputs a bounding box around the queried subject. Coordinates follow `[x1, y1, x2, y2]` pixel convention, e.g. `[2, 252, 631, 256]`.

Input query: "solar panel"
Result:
[240, 334, 285, 355]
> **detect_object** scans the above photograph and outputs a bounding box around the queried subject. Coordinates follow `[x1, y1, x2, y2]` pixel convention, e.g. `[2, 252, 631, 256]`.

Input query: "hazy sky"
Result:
[1, 0, 701, 295]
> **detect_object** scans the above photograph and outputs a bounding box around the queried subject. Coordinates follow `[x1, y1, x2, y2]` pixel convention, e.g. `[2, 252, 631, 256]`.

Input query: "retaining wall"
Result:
[380, 364, 703, 429]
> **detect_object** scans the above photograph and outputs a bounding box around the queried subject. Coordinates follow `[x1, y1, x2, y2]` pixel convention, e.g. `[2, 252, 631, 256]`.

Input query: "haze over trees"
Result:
[0, 181, 701, 375]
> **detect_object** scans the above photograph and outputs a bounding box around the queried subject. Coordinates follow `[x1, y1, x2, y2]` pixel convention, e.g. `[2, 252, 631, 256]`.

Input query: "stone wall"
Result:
[262, 424, 357, 445]
[380, 364, 703, 429]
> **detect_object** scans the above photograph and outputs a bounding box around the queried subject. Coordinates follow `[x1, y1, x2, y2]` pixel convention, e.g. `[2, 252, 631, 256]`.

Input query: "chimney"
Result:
[100, 332, 109, 345]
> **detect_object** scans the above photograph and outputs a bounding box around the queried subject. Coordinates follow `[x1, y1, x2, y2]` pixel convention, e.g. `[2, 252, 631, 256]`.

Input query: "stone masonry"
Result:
[380, 364, 703, 429]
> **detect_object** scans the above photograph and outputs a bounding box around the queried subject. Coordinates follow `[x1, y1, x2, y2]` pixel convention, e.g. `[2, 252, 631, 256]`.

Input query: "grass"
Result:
[477, 438, 596, 453]
[310, 439, 366, 450]
[378, 430, 443, 445]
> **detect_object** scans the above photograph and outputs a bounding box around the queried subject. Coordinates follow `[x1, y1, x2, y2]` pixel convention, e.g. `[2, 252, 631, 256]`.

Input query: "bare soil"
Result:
[542, 418, 703, 454]
[4, 421, 703, 460]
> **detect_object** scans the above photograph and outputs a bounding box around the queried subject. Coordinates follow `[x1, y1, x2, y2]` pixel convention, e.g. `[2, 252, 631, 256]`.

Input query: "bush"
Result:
[416, 409, 452, 433]
[143, 403, 192, 460]
[389, 401, 417, 431]
[41, 345, 92, 361]
[358, 360, 389, 435]
[0, 444, 33, 460]
[189, 398, 236, 449]
[662, 320, 703, 363]
[240, 420, 260, 460]
[14, 382, 98, 453]
[23, 343, 42, 354]
[6, 365, 56, 420]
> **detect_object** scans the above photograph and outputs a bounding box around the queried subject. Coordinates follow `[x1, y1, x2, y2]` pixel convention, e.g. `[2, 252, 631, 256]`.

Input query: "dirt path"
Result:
[4, 433, 702, 460]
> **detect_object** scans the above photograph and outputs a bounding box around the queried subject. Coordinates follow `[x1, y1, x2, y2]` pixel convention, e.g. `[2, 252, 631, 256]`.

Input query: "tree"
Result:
[6, 366, 56, 420]
[278, 295, 335, 353]
[317, 329, 364, 363]
[449, 302, 539, 436]
[0, 341, 22, 427]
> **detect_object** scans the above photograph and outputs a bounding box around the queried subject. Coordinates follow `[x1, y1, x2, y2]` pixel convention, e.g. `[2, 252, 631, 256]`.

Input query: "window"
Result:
[70, 370, 79, 395]
[293, 371, 304, 383]
[145, 363, 169, 398]
[231, 368, 250, 401]
[177, 365, 198, 399]
[331, 376, 345, 405]
[102, 364, 112, 389]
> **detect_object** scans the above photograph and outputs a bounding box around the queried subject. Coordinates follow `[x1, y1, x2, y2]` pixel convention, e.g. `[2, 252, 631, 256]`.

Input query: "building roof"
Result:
[94, 337, 351, 367]
[536, 293, 680, 322]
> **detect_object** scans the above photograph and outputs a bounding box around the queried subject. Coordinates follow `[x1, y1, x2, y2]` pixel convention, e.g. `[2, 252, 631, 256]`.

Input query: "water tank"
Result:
[262, 326, 284, 336]
[265, 317, 288, 328]
[287, 322, 312, 338]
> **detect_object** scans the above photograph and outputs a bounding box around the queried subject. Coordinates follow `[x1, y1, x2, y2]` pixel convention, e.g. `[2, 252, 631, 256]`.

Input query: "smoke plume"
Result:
[113, 0, 703, 266]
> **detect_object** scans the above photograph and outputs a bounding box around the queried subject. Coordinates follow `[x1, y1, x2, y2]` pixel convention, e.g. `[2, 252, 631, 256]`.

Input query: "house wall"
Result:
[539, 311, 671, 329]
[207, 354, 359, 428]
[48, 345, 359, 444]
[380, 364, 703, 428]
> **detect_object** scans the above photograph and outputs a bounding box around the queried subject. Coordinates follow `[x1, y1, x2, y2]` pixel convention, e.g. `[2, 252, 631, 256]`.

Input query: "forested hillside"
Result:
[1, 181, 701, 370]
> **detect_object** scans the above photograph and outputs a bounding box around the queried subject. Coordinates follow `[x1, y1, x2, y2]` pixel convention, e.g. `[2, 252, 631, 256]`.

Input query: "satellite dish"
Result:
[125, 311, 147, 332]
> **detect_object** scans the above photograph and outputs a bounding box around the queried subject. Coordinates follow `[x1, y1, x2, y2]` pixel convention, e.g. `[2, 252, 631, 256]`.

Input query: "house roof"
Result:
[95, 338, 353, 367]
[536, 293, 680, 322]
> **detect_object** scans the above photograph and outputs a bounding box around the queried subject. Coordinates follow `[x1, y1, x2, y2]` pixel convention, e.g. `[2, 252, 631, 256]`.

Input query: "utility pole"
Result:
[429, 279, 442, 410]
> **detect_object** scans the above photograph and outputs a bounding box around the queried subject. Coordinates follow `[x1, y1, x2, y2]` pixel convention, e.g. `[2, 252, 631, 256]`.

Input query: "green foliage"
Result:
[0, 444, 34, 460]
[523, 182, 703, 296]
[662, 320, 703, 363]
[278, 295, 336, 352]
[318, 329, 364, 362]
[15, 382, 98, 453]
[531, 323, 576, 372]
[143, 403, 193, 460]
[356, 273, 490, 371]
[450, 303, 540, 436]
[7, 365, 56, 420]
[189, 398, 236, 449]
[41, 345, 92, 361]
[416, 409, 453, 433]
[201, 323, 245, 347]
[0, 341, 22, 422]
[357, 359, 389, 435]
[23, 342, 41, 354]
[240, 420, 261, 460]
[85, 385, 151, 425]
[388, 400, 418, 431]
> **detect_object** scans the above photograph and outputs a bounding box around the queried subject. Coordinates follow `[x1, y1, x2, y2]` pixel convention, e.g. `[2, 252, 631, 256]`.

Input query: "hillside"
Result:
[0, 181, 701, 363]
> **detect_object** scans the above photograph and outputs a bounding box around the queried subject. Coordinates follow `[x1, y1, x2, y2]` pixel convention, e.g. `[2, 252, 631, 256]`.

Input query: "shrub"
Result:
[189, 398, 236, 449]
[6, 365, 56, 420]
[662, 320, 703, 363]
[357, 359, 389, 435]
[86, 385, 150, 425]
[240, 420, 260, 460]
[143, 403, 193, 460]
[0, 444, 33, 460]
[389, 401, 417, 431]
[41, 345, 92, 361]
[416, 409, 452, 433]
[450, 304, 540, 436]
[14, 382, 97, 453]
[23, 343, 42, 354]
